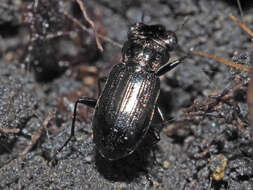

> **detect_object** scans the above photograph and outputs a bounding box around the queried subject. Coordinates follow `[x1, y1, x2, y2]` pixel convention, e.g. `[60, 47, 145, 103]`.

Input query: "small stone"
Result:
[162, 161, 170, 169]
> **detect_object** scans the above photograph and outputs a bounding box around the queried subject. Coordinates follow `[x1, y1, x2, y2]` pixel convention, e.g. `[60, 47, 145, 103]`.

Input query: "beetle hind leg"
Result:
[53, 97, 97, 159]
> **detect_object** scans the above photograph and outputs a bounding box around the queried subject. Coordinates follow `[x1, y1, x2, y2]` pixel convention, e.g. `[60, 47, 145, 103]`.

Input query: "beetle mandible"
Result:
[57, 23, 186, 160]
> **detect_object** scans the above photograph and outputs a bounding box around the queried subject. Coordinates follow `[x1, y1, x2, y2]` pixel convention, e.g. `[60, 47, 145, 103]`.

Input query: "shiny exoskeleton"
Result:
[57, 23, 185, 160]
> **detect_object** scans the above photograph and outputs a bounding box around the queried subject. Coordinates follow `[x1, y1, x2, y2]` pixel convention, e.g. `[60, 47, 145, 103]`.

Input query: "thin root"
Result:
[248, 71, 253, 139]
[228, 13, 253, 37]
[76, 0, 104, 52]
[63, 11, 122, 49]
[20, 111, 54, 156]
[192, 50, 251, 72]
[0, 124, 20, 134]
[192, 14, 253, 72]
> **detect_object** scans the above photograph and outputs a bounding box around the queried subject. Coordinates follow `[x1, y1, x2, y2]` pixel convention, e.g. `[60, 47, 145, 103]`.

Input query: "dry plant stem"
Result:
[227, 14, 253, 139]
[228, 13, 253, 37]
[31, 31, 77, 42]
[192, 50, 251, 72]
[0, 124, 20, 134]
[192, 14, 253, 72]
[76, 0, 103, 52]
[63, 11, 122, 48]
[20, 112, 54, 156]
[248, 71, 253, 138]
[182, 82, 248, 119]
[172, 82, 249, 140]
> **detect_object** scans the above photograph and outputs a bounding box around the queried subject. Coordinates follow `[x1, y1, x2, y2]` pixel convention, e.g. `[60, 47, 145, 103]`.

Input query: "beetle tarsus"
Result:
[153, 130, 161, 141]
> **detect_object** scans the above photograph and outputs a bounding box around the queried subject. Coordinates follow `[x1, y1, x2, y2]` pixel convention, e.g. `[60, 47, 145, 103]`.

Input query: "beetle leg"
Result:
[157, 106, 165, 121]
[144, 106, 166, 165]
[56, 97, 97, 155]
[151, 129, 160, 141]
[98, 77, 107, 96]
[149, 106, 165, 143]
[156, 55, 187, 76]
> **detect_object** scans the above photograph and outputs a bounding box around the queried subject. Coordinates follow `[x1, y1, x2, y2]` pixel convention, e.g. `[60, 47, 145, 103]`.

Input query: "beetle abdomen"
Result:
[93, 63, 160, 160]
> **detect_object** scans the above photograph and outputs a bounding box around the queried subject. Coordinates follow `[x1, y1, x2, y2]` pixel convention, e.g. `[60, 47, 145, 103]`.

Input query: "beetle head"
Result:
[122, 23, 178, 72]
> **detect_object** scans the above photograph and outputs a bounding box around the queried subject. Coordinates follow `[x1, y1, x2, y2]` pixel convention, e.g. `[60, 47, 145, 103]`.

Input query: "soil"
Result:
[0, 0, 253, 189]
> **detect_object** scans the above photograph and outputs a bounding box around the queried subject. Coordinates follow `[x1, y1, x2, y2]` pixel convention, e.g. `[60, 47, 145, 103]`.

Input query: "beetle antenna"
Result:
[141, 11, 145, 23]
[140, 0, 148, 23]
[237, 0, 243, 17]
[175, 16, 190, 33]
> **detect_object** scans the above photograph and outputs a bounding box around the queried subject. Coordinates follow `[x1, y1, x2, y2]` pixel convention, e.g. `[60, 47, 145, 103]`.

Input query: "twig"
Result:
[76, 0, 103, 52]
[228, 13, 253, 37]
[192, 50, 251, 72]
[181, 82, 248, 121]
[63, 11, 122, 49]
[192, 14, 253, 72]
[20, 111, 54, 156]
[248, 70, 253, 140]
[31, 31, 78, 42]
[0, 124, 20, 134]
[227, 13, 253, 139]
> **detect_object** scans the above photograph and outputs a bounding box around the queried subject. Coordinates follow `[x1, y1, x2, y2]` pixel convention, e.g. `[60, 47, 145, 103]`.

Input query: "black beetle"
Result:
[56, 23, 186, 160]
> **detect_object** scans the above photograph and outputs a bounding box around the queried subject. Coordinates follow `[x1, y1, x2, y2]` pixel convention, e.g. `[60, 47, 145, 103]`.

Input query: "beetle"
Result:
[56, 23, 186, 160]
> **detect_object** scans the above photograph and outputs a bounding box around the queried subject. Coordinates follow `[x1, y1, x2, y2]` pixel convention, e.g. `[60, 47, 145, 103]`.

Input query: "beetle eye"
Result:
[162, 31, 177, 51]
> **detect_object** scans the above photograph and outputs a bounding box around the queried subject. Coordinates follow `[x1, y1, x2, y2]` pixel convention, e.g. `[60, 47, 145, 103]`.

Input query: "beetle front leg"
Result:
[55, 97, 97, 155]
[156, 56, 187, 76]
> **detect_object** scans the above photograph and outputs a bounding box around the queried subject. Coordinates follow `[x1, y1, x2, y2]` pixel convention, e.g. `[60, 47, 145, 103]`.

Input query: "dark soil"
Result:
[0, 0, 253, 189]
